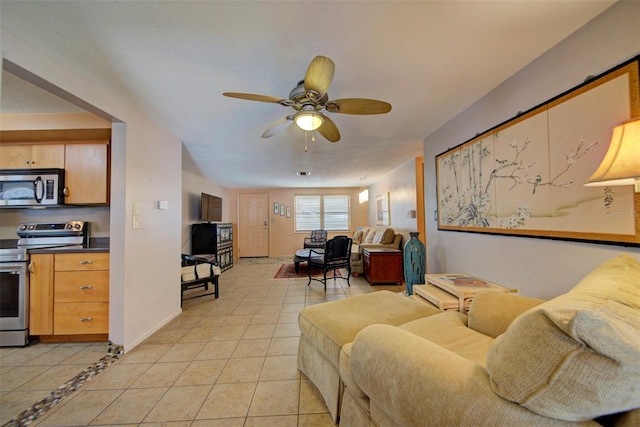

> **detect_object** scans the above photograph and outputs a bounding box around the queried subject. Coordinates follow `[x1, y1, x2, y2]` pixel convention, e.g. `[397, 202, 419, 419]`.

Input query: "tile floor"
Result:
[1, 257, 404, 426]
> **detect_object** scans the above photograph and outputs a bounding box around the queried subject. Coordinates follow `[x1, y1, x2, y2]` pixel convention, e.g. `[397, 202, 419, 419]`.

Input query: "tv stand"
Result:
[191, 223, 233, 271]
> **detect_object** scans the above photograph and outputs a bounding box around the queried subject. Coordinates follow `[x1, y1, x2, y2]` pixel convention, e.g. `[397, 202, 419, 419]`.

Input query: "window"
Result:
[295, 195, 350, 231]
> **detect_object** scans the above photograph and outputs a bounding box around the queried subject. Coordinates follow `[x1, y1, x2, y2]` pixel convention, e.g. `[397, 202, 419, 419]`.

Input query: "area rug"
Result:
[274, 263, 343, 279]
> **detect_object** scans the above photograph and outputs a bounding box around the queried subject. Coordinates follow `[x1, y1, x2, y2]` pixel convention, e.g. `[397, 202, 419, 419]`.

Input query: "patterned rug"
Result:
[273, 263, 343, 279]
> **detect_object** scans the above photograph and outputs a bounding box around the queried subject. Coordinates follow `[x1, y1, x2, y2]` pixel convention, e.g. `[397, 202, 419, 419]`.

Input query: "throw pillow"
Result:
[486, 254, 640, 422]
[363, 228, 376, 243]
[372, 229, 386, 244]
[381, 228, 395, 244]
[352, 230, 364, 245]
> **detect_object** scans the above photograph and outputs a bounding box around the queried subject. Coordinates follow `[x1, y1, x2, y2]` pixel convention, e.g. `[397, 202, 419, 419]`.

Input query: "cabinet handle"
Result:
[79, 317, 93, 322]
[79, 260, 93, 265]
[28, 262, 35, 273]
[63, 187, 69, 197]
[79, 285, 93, 290]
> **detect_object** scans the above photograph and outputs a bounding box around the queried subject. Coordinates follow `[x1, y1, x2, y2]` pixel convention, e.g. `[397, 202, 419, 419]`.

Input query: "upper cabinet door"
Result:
[30, 144, 65, 169]
[64, 143, 109, 205]
[0, 144, 64, 169]
[0, 145, 31, 168]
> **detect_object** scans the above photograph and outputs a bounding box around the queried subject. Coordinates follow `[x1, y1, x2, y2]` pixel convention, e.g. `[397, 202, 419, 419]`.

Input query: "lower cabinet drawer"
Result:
[54, 271, 109, 302]
[54, 302, 109, 334]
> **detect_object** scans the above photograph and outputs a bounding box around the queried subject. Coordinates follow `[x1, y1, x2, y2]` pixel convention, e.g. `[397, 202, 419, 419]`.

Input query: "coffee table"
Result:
[293, 248, 324, 273]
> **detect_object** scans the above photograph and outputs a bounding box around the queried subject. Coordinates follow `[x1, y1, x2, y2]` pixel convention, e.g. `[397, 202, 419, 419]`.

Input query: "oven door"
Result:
[0, 261, 29, 345]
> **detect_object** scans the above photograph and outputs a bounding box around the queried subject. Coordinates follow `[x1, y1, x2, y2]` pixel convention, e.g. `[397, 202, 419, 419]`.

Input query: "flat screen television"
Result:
[199, 192, 222, 222]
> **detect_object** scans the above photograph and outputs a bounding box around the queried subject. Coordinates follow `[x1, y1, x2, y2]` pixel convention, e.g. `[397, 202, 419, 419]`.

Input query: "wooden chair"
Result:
[307, 235, 352, 291]
[180, 254, 220, 306]
[304, 229, 327, 250]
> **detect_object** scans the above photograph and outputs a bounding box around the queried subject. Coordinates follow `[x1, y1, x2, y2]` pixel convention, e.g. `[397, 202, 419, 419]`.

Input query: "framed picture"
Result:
[274, 202, 279, 214]
[280, 204, 285, 216]
[286, 206, 291, 218]
[436, 56, 640, 246]
[376, 192, 390, 226]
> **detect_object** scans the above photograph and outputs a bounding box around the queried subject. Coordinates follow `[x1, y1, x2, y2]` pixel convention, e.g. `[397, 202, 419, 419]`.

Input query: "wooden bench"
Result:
[181, 254, 220, 306]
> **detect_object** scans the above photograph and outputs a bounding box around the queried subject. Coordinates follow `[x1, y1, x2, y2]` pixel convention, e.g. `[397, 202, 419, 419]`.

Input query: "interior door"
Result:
[238, 193, 269, 257]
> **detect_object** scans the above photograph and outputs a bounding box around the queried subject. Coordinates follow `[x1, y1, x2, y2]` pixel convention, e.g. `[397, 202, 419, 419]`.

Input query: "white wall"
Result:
[2, 30, 183, 350]
[368, 157, 419, 236]
[423, 1, 640, 300]
[181, 166, 232, 254]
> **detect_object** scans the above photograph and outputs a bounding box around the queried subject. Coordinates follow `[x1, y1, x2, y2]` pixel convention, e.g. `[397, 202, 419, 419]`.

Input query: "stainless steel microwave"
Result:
[0, 169, 65, 207]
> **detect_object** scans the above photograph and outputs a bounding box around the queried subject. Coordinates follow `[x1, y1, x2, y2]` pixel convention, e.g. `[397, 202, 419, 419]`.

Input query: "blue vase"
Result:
[403, 231, 426, 295]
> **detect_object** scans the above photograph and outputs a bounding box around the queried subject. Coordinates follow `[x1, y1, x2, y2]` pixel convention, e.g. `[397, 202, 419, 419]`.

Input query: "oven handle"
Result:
[33, 176, 44, 204]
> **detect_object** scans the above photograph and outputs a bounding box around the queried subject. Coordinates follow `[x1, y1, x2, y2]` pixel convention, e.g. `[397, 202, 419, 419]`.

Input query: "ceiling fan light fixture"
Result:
[294, 111, 324, 131]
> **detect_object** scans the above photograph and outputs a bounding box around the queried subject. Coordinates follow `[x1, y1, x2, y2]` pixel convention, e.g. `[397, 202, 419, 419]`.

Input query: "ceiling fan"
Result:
[223, 56, 391, 143]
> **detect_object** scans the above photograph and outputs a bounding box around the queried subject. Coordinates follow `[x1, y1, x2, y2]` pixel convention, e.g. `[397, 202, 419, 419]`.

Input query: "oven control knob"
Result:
[65, 224, 72, 229]
[74, 223, 82, 230]
[19, 224, 27, 231]
[28, 225, 35, 230]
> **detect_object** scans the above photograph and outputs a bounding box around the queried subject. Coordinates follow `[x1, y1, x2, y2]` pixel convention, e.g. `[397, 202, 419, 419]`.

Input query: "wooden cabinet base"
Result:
[37, 334, 108, 343]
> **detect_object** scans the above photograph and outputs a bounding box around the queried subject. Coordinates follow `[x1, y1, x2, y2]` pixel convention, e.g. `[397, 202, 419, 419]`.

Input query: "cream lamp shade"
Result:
[584, 117, 640, 193]
[294, 112, 324, 131]
[359, 189, 369, 204]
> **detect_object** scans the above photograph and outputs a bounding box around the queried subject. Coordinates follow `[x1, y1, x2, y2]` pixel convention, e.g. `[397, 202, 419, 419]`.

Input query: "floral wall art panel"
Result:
[494, 110, 550, 231]
[547, 71, 635, 236]
[436, 56, 639, 246]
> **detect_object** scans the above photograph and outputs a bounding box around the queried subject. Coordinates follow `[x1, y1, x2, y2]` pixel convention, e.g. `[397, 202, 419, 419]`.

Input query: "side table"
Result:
[362, 248, 403, 285]
[415, 273, 510, 313]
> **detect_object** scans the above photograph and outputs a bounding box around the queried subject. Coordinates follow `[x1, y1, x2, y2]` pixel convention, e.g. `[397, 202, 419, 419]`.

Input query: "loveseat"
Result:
[350, 226, 403, 274]
[338, 254, 640, 426]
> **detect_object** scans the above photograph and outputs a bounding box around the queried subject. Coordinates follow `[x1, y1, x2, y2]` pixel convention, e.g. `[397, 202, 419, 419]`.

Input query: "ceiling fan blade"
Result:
[327, 98, 392, 115]
[317, 115, 340, 143]
[261, 116, 293, 138]
[223, 92, 284, 104]
[304, 56, 335, 98]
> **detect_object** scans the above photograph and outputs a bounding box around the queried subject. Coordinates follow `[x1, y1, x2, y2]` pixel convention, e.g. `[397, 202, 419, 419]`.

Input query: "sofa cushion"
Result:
[400, 311, 495, 367]
[363, 228, 376, 243]
[298, 290, 439, 369]
[181, 263, 220, 282]
[486, 254, 640, 421]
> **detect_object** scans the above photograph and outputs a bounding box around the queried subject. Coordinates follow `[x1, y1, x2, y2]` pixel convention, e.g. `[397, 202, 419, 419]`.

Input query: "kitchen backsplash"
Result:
[0, 206, 110, 239]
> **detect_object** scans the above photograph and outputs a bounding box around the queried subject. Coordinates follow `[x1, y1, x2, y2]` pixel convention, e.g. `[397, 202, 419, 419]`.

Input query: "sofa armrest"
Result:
[350, 324, 594, 426]
[467, 291, 545, 338]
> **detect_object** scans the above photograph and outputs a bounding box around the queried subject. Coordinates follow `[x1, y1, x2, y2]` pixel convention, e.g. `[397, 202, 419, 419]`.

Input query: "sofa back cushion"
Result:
[486, 254, 640, 421]
[363, 228, 376, 243]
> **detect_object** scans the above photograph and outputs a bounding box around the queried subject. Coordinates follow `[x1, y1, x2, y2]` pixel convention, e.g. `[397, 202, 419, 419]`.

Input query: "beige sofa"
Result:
[339, 254, 640, 426]
[350, 226, 403, 274]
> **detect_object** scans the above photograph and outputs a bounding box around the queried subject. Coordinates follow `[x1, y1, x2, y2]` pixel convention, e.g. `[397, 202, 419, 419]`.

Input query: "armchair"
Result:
[307, 235, 352, 291]
[304, 229, 327, 249]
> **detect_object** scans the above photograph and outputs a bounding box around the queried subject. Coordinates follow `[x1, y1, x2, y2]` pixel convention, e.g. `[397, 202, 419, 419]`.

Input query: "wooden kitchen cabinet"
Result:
[28, 252, 109, 339]
[0, 144, 65, 169]
[0, 128, 111, 205]
[64, 143, 109, 205]
[53, 252, 109, 335]
[28, 254, 55, 335]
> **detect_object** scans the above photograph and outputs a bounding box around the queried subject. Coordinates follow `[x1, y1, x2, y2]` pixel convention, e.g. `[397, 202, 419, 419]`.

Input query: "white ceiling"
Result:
[0, 1, 615, 189]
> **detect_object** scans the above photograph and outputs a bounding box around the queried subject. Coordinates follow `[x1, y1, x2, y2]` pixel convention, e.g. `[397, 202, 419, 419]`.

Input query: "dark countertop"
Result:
[0, 238, 109, 253]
